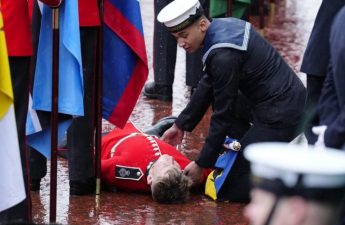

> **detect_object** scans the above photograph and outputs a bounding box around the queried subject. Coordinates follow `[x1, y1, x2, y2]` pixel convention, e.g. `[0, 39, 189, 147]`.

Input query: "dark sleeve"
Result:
[322, 10, 345, 148]
[322, 64, 345, 148]
[318, 66, 338, 126]
[196, 49, 244, 168]
[175, 74, 213, 131]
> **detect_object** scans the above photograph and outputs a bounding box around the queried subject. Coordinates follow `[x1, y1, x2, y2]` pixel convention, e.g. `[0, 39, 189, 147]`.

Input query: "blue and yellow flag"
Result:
[205, 150, 238, 201]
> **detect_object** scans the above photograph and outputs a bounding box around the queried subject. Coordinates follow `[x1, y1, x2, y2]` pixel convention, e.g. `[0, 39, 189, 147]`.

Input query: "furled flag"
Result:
[0, 9, 26, 212]
[103, 0, 148, 128]
[26, 0, 83, 158]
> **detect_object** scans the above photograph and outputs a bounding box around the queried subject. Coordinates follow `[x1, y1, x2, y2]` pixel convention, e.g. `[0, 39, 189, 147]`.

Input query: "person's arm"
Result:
[183, 48, 244, 185]
[162, 72, 213, 146]
[175, 73, 213, 131]
[195, 48, 244, 168]
[318, 66, 339, 126]
[322, 14, 345, 149]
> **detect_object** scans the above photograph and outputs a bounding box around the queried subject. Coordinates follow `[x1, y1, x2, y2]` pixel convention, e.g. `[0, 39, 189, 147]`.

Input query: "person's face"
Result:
[147, 154, 182, 185]
[244, 189, 307, 225]
[244, 189, 277, 225]
[171, 18, 208, 53]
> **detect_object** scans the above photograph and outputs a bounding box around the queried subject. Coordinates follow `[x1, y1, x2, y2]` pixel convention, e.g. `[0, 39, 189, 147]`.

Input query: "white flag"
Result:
[0, 106, 26, 212]
[0, 9, 26, 212]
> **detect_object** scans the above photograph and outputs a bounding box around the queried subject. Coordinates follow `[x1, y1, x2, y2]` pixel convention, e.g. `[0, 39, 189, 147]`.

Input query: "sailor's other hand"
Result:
[183, 161, 203, 187]
[161, 123, 184, 146]
[312, 125, 327, 148]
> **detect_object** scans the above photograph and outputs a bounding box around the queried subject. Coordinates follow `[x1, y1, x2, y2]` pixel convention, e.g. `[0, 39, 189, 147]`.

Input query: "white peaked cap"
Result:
[157, 0, 202, 32]
[244, 142, 345, 189]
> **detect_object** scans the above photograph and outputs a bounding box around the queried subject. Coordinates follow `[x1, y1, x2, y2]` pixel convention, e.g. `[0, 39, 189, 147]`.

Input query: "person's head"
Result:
[243, 143, 345, 225]
[157, 0, 209, 53]
[147, 154, 192, 203]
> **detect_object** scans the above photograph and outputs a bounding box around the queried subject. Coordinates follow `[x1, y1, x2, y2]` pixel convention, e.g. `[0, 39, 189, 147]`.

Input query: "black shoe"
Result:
[30, 179, 41, 191]
[70, 177, 96, 196]
[144, 116, 177, 137]
[143, 82, 172, 102]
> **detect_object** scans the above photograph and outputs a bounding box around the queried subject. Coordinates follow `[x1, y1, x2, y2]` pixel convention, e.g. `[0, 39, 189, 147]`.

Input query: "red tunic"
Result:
[78, 0, 100, 27]
[2, 0, 33, 56]
[101, 122, 210, 193]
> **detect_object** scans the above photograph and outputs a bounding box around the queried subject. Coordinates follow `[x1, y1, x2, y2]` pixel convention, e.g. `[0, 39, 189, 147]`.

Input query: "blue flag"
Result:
[26, 0, 83, 158]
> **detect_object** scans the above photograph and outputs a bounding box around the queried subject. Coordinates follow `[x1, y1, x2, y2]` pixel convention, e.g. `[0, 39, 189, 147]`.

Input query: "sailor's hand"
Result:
[161, 123, 184, 146]
[183, 161, 203, 187]
[223, 136, 241, 151]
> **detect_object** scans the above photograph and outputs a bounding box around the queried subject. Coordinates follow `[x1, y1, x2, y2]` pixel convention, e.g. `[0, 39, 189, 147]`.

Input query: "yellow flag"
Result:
[0, 5, 13, 119]
[0, 7, 26, 212]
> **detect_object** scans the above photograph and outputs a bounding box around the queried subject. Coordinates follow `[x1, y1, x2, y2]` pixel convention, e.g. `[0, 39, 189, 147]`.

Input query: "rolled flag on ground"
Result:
[205, 137, 240, 201]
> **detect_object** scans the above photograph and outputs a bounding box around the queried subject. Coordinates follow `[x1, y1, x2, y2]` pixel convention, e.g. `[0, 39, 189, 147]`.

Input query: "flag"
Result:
[32, 1, 83, 115]
[0, 9, 26, 212]
[26, 0, 83, 158]
[205, 151, 238, 201]
[26, 93, 71, 158]
[103, 0, 148, 128]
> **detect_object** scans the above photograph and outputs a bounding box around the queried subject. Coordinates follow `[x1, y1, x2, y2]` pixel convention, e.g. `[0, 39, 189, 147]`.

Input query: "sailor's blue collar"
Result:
[201, 18, 251, 64]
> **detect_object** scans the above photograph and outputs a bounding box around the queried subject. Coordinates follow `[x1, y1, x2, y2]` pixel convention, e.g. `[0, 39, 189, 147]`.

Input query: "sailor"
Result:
[243, 142, 345, 225]
[158, 0, 306, 202]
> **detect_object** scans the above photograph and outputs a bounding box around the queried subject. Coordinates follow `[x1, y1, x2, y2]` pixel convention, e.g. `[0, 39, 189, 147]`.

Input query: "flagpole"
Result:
[49, 7, 59, 223]
[227, 0, 233, 17]
[259, 0, 265, 35]
[95, 0, 104, 204]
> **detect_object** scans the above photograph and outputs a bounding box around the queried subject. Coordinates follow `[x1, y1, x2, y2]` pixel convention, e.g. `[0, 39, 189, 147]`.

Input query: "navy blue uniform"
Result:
[300, 0, 345, 144]
[301, 0, 345, 76]
[175, 18, 306, 201]
[318, 6, 345, 150]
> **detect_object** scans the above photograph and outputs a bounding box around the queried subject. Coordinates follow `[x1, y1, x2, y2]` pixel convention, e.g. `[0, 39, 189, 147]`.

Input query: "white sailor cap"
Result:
[244, 142, 345, 201]
[157, 0, 204, 33]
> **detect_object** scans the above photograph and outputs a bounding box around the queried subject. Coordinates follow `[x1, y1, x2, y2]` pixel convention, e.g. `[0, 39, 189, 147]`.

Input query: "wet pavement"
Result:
[32, 0, 321, 224]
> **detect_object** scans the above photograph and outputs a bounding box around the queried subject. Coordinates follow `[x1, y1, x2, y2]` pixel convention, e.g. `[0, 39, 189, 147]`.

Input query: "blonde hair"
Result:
[151, 167, 192, 204]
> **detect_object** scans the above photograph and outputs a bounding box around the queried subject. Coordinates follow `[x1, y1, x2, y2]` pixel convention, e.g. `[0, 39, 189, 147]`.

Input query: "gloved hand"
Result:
[312, 125, 327, 148]
[183, 161, 203, 187]
[161, 123, 184, 147]
[223, 136, 241, 151]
